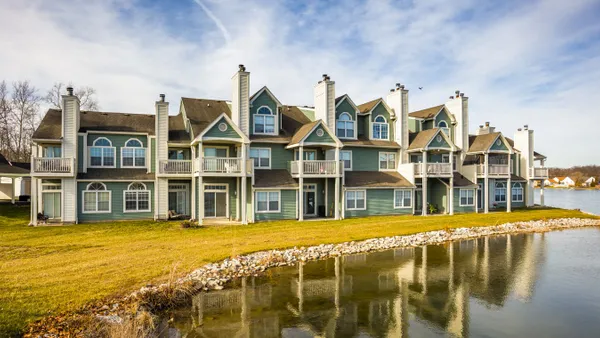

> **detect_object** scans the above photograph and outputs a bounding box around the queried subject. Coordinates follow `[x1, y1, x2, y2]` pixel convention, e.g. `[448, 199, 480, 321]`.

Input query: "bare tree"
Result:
[0, 81, 12, 158]
[44, 82, 99, 111]
[10, 81, 40, 162]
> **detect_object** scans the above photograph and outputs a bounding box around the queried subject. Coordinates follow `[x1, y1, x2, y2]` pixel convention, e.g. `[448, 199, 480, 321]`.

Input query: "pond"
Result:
[159, 227, 600, 337]
[535, 188, 600, 215]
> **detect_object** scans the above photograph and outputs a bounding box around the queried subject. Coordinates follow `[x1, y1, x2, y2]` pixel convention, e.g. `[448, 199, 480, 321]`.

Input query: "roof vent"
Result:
[159, 94, 165, 102]
[390, 89, 395, 92]
[449, 96, 454, 99]
[400, 85, 405, 89]
[518, 128, 522, 131]
[524, 124, 529, 130]
[455, 90, 460, 98]
[459, 93, 464, 97]
[66, 86, 73, 96]
[238, 64, 246, 72]
[485, 121, 490, 127]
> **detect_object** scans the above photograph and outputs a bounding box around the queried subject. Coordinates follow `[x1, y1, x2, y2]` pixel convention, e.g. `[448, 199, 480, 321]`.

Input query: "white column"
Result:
[241, 144, 247, 224]
[198, 176, 204, 225]
[475, 185, 479, 214]
[540, 181, 545, 206]
[422, 150, 427, 216]
[298, 146, 304, 221]
[191, 146, 196, 220]
[449, 152, 454, 215]
[10, 178, 15, 204]
[334, 147, 340, 220]
[324, 177, 328, 217]
[484, 153, 489, 213]
[30, 177, 38, 226]
[236, 177, 240, 221]
[507, 176, 512, 213]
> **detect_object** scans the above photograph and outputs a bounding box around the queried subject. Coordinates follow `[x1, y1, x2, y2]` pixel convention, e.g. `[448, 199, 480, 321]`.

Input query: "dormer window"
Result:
[373, 116, 389, 140]
[254, 106, 275, 135]
[438, 121, 449, 137]
[121, 138, 146, 168]
[89, 137, 115, 167]
[336, 112, 355, 139]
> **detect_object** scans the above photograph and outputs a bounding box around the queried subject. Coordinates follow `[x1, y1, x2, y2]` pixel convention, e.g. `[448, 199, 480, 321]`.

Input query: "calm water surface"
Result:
[535, 188, 600, 214]
[160, 228, 600, 337]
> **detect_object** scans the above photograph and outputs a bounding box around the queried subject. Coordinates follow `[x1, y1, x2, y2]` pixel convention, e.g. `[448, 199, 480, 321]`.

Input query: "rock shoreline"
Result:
[128, 217, 600, 311]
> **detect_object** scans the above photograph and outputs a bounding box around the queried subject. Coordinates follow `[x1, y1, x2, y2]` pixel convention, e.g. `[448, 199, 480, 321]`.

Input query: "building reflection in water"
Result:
[161, 233, 547, 337]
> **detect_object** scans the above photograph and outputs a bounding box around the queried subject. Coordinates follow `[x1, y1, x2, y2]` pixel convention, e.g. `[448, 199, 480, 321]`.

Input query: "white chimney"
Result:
[445, 90, 469, 157]
[155, 94, 169, 219]
[61, 86, 80, 223]
[386, 83, 409, 161]
[476, 121, 496, 135]
[314, 74, 335, 128]
[231, 64, 250, 135]
[514, 125, 535, 206]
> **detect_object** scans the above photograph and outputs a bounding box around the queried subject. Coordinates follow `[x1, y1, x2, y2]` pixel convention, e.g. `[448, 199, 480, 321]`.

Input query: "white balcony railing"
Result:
[530, 167, 548, 179]
[413, 162, 452, 176]
[290, 160, 340, 176]
[201, 157, 245, 174]
[159, 160, 192, 175]
[413, 163, 422, 175]
[32, 157, 73, 174]
[476, 164, 510, 176]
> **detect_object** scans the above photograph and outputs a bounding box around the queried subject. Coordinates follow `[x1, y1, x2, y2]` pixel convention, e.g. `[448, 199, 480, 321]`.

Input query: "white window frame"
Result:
[89, 137, 116, 168]
[255, 190, 281, 213]
[495, 182, 507, 202]
[336, 112, 355, 139]
[438, 120, 450, 137]
[372, 115, 389, 140]
[253, 105, 277, 135]
[121, 138, 146, 168]
[512, 182, 524, 202]
[394, 189, 412, 209]
[82, 182, 111, 214]
[459, 189, 475, 206]
[345, 189, 366, 210]
[123, 182, 151, 213]
[379, 152, 397, 171]
[340, 150, 352, 171]
[250, 147, 271, 169]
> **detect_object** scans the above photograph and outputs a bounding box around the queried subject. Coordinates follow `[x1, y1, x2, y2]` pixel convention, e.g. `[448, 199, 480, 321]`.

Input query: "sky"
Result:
[0, 0, 599, 167]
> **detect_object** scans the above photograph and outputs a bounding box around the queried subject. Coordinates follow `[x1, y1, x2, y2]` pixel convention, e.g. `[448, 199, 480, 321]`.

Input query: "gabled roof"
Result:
[0, 154, 30, 176]
[249, 86, 283, 106]
[250, 105, 314, 143]
[467, 132, 512, 153]
[195, 112, 249, 143]
[409, 105, 445, 119]
[344, 171, 414, 188]
[335, 94, 360, 112]
[357, 98, 395, 118]
[181, 98, 231, 138]
[287, 120, 341, 148]
[168, 113, 190, 142]
[408, 128, 455, 151]
[254, 169, 297, 188]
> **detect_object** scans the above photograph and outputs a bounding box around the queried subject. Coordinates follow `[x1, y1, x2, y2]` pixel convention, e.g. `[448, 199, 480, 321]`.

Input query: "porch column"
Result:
[334, 147, 340, 220]
[507, 176, 512, 213]
[198, 176, 204, 225]
[484, 153, 489, 214]
[241, 144, 248, 224]
[191, 146, 196, 220]
[10, 178, 15, 204]
[30, 177, 38, 226]
[324, 178, 328, 217]
[449, 153, 454, 215]
[298, 146, 304, 221]
[540, 181, 545, 206]
[474, 184, 479, 214]
[422, 150, 427, 216]
[236, 177, 240, 221]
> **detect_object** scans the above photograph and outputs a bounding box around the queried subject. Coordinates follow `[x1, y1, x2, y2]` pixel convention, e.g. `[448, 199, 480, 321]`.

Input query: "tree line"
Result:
[0, 81, 99, 162]
[548, 165, 600, 185]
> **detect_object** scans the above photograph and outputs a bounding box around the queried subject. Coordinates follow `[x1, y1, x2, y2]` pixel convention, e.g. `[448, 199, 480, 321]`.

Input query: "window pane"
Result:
[84, 192, 96, 211]
[125, 192, 137, 210]
[356, 198, 365, 209]
[103, 149, 114, 166]
[94, 138, 110, 146]
[257, 192, 267, 202]
[265, 116, 275, 133]
[395, 191, 401, 207]
[259, 158, 269, 167]
[215, 148, 227, 158]
[259, 149, 269, 158]
[347, 127, 354, 138]
[126, 140, 142, 147]
[250, 149, 258, 158]
[139, 192, 149, 210]
[382, 125, 388, 139]
[98, 192, 110, 211]
[253, 157, 259, 167]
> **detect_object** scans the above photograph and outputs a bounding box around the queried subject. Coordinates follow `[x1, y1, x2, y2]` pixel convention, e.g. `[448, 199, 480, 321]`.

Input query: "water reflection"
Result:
[161, 234, 549, 337]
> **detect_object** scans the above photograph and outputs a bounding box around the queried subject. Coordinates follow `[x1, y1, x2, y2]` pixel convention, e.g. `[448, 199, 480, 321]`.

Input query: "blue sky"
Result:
[0, 0, 599, 167]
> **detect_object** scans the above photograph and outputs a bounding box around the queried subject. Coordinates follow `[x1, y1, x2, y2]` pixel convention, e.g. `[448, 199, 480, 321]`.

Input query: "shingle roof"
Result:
[281, 105, 313, 134]
[0, 154, 30, 175]
[357, 98, 382, 114]
[511, 174, 527, 182]
[341, 138, 400, 148]
[409, 105, 444, 119]
[77, 169, 155, 180]
[253, 169, 298, 188]
[440, 172, 477, 187]
[408, 129, 440, 150]
[181, 98, 231, 137]
[168, 114, 190, 142]
[344, 171, 414, 188]
[289, 120, 320, 145]
[32, 109, 62, 139]
[468, 132, 502, 153]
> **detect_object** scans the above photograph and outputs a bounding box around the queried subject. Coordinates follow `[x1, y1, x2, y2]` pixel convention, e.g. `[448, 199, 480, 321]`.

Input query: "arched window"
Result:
[124, 182, 150, 212]
[254, 106, 275, 135]
[122, 138, 146, 167]
[438, 121, 449, 137]
[373, 115, 389, 140]
[90, 138, 115, 167]
[495, 182, 507, 202]
[83, 182, 111, 213]
[512, 182, 523, 202]
[336, 112, 355, 138]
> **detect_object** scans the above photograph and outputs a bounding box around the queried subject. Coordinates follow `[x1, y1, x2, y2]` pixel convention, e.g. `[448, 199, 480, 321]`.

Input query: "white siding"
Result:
[62, 178, 77, 223]
[156, 178, 169, 219]
[314, 80, 335, 129]
[232, 71, 250, 135]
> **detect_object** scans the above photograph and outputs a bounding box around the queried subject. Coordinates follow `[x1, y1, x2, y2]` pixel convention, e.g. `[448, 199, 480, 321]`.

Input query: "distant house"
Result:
[543, 178, 555, 186]
[553, 176, 575, 187]
[583, 177, 596, 187]
[0, 154, 31, 202]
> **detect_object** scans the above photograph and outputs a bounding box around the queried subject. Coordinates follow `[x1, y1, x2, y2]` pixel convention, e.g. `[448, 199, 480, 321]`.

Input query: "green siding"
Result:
[428, 179, 447, 214]
[255, 189, 297, 221]
[427, 131, 451, 149]
[409, 118, 419, 133]
[304, 125, 335, 144]
[203, 116, 241, 139]
[357, 115, 368, 139]
[435, 109, 454, 141]
[251, 143, 293, 170]
[250, 90, 278, 136]
[490, 136, 508, 151]
[335, 99, 357, 121]
[422, 120, 434, 130]
[371, 103, 394, 141]
[77, 135, 84, 172]
[344, 147, 398, 171]
[77, 182, 154, 222]
[151, 138, 156, 173]
[344, 189, 412, 218]
[511, 153, 519, 175]
[87, 134, 148, 168]
[454, 188, 476, 213]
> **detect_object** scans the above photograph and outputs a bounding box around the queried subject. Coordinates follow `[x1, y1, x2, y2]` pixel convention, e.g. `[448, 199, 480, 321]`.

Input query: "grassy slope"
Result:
[0, 204, 595, 335]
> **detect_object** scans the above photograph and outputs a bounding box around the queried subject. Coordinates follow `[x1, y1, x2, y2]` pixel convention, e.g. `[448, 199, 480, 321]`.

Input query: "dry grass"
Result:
[0, 203, 595, 336]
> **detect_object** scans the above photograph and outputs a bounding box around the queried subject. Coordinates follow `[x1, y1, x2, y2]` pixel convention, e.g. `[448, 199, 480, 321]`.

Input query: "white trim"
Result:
[287, 120, 344, 148]
[192, 112, 250, 144]
[372, 115, 390, 141]
[345, 189, 366, 210]
[494, 182, 507, 202]
[378, 151, 397, 171]
[123, 183, 151, 213]
[249, 147, 271, 169]
[393, 189, 413, 209]
[335, 112, 357, 140]
[253, 105, 277, 136]
[340, 150, 352, 171]
[255, 190, 281, 213]
[88, 137, 116, 168]
[459, 188, 475, 207]
[81, 183, 112, 214]
[512, 182, 524, 202]
[120, 138, 147, 168]
[87, 130, 149, 135]
[202, 183, 229, 218]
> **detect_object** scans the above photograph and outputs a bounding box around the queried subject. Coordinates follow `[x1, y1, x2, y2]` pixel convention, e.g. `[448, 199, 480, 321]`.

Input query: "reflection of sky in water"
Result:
[160, 228, 600, 337]
[535, 189, 600, 214]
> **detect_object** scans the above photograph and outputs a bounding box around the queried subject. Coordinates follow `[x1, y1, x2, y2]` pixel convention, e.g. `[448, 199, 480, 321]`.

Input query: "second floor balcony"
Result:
[199, 157, 253, 176]
[290, 160, 342, 177]
[529, 167, 549, 179]
[476, 164, 511, 177]
[413, 162, 452, 177]
[32, 157, 74, 176]
[159, 160, 193, 176]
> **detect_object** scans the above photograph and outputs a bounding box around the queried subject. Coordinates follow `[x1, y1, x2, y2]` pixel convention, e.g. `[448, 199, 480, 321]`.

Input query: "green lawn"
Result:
[0, 203, 596, 336]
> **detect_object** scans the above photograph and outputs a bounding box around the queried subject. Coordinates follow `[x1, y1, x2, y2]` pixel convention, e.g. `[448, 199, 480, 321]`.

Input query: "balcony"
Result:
[476, 164, 510, 177]
[290, 160, 341, 177]
[413, 162, 452, 177]
[159, 160, 192, 176]
[199, 157, 252, 176]
[32, 157, 74, 176]
[529, 167, 549, 179]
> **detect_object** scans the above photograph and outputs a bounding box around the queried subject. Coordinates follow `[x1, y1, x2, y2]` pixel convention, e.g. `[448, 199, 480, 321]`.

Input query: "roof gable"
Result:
[287, 120, 341, 148]
[181, 98, 231, 139]
[250, 86, 282, 106]
[489, 134, 509, 151]
[202, 116, 242, 140]
[358, 98, 395, 118]
[408, 128, 455, 151]
[409, 105, 444, 119]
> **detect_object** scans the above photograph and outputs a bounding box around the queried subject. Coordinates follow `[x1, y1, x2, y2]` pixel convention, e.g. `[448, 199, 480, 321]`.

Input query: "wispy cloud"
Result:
[0, 0, 598, 166]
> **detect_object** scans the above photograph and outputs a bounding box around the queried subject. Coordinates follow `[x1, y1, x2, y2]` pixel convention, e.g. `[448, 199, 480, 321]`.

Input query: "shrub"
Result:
[180, 220, 192, 229]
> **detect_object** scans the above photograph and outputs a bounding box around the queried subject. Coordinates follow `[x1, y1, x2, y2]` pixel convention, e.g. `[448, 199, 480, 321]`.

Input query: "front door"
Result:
[168, 184, 189, 216]
[42, 192, 61, 219]
[477, 183, 483, 209]
[303, 184, 316, 216]
[204, 184, 228, 218]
